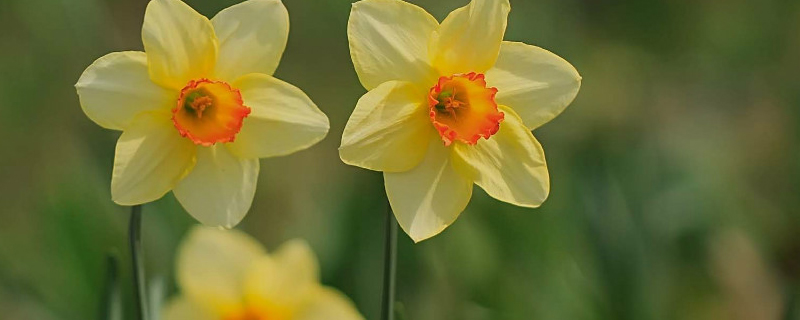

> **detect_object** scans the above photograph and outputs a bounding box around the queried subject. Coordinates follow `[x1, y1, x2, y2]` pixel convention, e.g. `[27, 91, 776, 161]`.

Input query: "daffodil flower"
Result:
[162, 227, 364, 320]
[76, 0, 329, 227]
[341, 0, 581, 242]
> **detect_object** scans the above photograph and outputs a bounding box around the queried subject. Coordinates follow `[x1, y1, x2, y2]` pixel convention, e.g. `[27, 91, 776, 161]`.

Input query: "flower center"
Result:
[223, 307, 287, 320]
[224, 311, 262, 320]
[173, 79, 251, 146]
[428, 72, 504, 146]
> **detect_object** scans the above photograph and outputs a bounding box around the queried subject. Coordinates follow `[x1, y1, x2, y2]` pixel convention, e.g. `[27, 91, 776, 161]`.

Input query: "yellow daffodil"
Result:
[341, 0, 581, 242]
[75, 0, 329, 227]
[162, 227, 364, 320]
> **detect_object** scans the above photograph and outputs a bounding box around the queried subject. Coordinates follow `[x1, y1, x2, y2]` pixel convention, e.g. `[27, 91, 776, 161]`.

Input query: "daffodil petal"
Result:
[339, 81, 433, 172]
[111, 111, 195, 205]
[272, 239, 320, 284]
[430, 0, 510, 75]
[211, 0, 289, 81]
[176, 227, 266, 313]
[244, 240, 319, 308]
[452, 105, 549, 207]
[173, 145, 259, 228]
[76, 51, 175, 131]
[485, 42, 581, 130]
[294, 287, 365, 320]
[348, 0, 439, 90]
[161, 297, 217, 320]
[142, 0, 217, 89]
[226, 74, 329, 159]
[384, 137, 473, 243]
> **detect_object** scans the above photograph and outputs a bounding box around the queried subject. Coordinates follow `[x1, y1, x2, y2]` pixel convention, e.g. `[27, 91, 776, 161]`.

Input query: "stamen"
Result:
[189, 96, 213, 119]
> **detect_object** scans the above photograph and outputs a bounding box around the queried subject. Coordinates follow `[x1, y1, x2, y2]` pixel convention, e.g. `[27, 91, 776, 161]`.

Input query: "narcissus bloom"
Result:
[341, 0, 581, 242]
[76, 0, 329, 227]
[162, 227, 364, 320]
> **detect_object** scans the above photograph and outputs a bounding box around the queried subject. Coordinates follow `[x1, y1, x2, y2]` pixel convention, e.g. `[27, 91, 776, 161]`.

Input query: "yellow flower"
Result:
[341, 0, 581, 242]
[162, 227, 364, 320]
[75, 0, 329, 227]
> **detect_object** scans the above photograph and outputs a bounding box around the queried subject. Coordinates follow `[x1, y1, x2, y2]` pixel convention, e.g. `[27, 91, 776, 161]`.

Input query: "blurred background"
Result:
[1, 0, 799, 319]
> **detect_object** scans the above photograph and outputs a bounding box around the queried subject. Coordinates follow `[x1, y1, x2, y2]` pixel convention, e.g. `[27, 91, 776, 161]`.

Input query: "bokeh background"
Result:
[1, 0, 799, 319]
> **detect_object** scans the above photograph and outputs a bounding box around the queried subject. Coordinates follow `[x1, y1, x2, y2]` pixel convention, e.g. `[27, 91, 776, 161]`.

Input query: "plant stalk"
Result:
[381, 200, 398, 320]
[129, 205, 146, 320]
[99, 254, 119, 320]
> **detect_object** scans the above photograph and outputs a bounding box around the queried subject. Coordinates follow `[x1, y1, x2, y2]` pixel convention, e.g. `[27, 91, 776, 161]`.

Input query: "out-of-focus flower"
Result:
[341, 0, 581, 242]
[162, 227, 364, 320]
[75, 0, 329, 227]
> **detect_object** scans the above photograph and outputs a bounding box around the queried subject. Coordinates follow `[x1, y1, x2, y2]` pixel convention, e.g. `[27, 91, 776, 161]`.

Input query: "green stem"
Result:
[381, 200, 398, 320]
[129, 205, 146, 320]
[99, 253, 119, 320]
[784, 283, 797, 320]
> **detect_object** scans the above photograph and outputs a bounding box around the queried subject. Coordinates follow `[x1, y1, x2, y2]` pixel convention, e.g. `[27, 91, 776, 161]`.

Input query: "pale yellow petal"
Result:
[348, 0, 439, 90]
[244, 240, 319, 309]
[161, 297, 218, 320]
[294, 287, 365, 320]
[226, 74, 329, 159]
[430, 0, 510, 75]
[176, 227, 266, 314]
[75, 51, 175, 131]
[142, 0, 217, 89]
[452, 106, 549, 208]
[173, 145, 259, 228]
[272, 239, 320, 285]
[111, 111, 196, 205]
[211, 0, 289, 81]
[384, 137, 473, 243]
[485, 42, 581, 130]
[339, 81, 433, 172]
